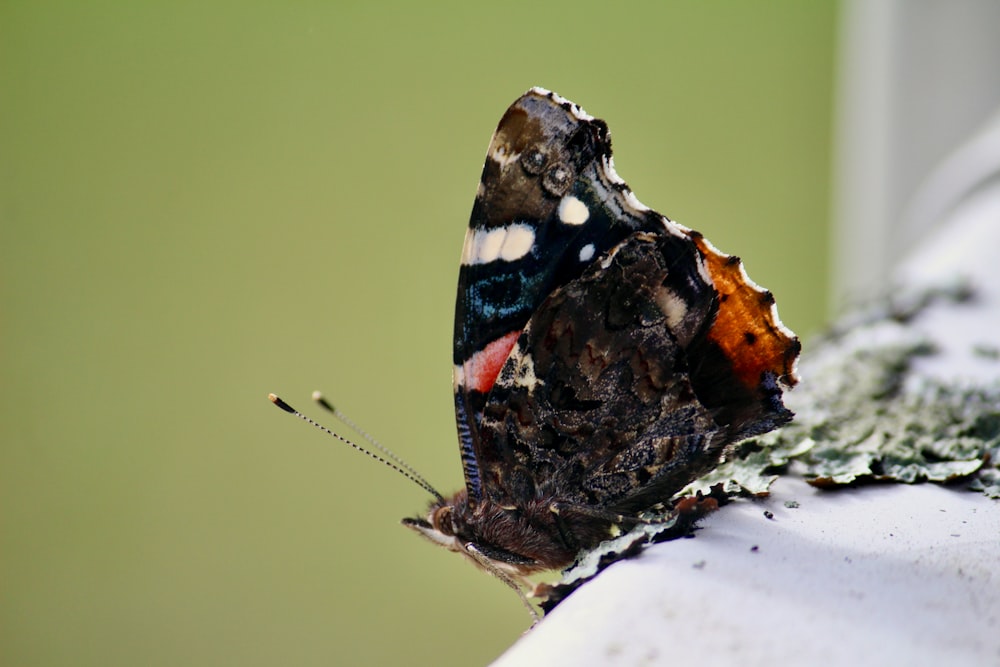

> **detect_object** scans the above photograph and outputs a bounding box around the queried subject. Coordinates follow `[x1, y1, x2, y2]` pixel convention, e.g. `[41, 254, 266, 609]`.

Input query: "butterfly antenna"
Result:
[310, 390, 427, 483]
[268, 393, 445, 503]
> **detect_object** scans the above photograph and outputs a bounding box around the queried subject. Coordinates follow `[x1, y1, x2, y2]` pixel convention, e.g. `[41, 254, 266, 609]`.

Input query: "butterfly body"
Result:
[404, 88, 799, 580]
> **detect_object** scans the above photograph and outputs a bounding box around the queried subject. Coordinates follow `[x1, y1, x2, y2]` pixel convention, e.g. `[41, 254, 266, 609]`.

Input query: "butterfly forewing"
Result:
[452, 89, 676, 502]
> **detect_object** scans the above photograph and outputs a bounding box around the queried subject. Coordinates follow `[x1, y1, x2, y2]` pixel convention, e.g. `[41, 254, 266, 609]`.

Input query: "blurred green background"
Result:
[1, 2, 835, 665]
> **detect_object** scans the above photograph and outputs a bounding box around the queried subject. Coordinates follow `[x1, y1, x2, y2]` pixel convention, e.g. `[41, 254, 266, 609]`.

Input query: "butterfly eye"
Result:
[432, 505, 456, 536]
[541, 162, 572, 196]
[520, 147, 547, 175]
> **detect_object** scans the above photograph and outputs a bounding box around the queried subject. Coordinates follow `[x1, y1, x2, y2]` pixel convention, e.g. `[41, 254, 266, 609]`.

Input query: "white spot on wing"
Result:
[459, 229, 476, 265]
[490, 145, 520, 168]
[558, 195, 590, 225]
[578, 243, 595, 263]
[658, 288, 689, 332]
[498, 342, 541, 390]
[462, 224, 535, 265]
[512, 356, 538, 389]
[477, 228, 506, 263]
[499, 224, 534, 261]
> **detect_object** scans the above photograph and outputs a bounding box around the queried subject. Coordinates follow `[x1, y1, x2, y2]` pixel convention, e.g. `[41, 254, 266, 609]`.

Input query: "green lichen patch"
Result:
[684, 436, 814, 497]
[972, 343, 1000, 360]
[800, 378, 994, 488]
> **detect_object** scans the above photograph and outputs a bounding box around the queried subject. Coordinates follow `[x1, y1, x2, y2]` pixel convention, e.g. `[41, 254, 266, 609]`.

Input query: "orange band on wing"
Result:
[690, 234, 800, 390]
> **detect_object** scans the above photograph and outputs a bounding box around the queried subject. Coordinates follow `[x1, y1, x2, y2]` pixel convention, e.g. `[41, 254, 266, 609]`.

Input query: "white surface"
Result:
[493, 477, 999, 667]
[896, 179, 1000, 387]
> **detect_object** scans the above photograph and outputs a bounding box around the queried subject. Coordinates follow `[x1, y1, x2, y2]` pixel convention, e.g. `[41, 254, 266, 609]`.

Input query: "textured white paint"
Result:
[578, 243, 595, 263]
[558, 195, 590, 225]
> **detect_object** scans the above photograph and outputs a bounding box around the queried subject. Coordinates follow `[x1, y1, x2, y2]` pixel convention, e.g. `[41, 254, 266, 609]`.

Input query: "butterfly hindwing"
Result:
[476, 232, 722, 511]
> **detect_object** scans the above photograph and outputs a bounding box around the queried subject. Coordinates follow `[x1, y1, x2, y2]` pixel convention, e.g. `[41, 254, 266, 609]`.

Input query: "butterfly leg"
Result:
[549, 500, 674, 536]
[464, 543, 541, 625]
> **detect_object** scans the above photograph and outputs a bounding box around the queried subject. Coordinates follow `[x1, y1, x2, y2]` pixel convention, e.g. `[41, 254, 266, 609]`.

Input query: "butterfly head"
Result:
[401, 492, 467, 555]
[402, 490, 582, 579]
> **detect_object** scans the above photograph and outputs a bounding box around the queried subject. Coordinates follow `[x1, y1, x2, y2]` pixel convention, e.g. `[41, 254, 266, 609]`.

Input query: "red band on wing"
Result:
[462, 331, 521, 394]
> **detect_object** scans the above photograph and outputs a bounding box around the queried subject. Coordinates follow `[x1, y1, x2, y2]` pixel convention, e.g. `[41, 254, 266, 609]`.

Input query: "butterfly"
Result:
[271, 87, 799, 616]
[399, 87, 800, 600]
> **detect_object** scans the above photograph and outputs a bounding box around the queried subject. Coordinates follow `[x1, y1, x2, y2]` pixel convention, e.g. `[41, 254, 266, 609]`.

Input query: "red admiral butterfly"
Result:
[272, 87, 799, 616]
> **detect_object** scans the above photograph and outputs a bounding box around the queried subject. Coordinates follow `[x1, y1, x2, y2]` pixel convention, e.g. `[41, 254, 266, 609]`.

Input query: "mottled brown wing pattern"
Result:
[476, 231, 757, 518]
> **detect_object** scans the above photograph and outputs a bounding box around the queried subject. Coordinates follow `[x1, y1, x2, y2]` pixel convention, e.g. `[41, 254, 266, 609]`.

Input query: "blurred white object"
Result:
[831, 0, 1000, 309]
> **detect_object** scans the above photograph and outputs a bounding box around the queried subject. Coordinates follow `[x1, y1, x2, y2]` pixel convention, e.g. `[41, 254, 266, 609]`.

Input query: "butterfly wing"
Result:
[477, 232, 716, 509]
[453, 89, 675, 503]
[475, 230, 797, 517]
[454, 88, 799, 511]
